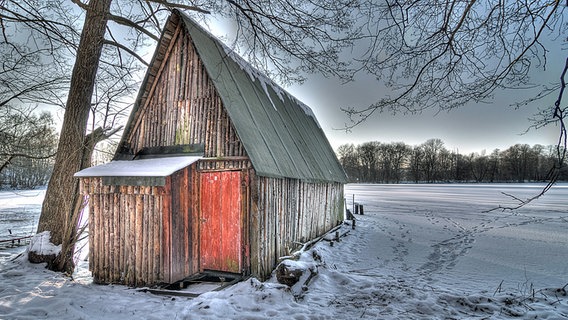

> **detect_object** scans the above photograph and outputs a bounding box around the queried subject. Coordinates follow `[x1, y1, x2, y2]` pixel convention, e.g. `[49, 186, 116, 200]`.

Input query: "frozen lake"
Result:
[344, 183, 568, 291]
[1, 183, 567, 319]
[0, 189, 44, 246]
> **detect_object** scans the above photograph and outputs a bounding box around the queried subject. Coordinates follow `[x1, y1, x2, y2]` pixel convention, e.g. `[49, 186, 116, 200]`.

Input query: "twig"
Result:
[494, 280, 504, 296]
[483, 177, 558, 213]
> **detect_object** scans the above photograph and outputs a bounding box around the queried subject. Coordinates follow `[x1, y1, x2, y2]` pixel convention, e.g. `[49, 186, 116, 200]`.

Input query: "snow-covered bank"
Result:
[1, 184, 567, 319]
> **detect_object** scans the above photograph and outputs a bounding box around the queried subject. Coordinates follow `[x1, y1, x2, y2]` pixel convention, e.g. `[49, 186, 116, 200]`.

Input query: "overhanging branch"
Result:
[107, 13, 160, 42]
[146, 0, 210, 14]
[103, 39, 149, 67]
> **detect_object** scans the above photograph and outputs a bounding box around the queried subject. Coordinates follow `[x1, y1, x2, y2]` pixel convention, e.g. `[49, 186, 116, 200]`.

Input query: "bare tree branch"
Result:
[0, 152, 57, 159]
[343, 1, 565, 129]
[483, 178, 558, 213]
[553, 56, 568, 166]
[146, 0, 210, 14]
[103, 39, 149, 66]
[108, 13, 160, 41]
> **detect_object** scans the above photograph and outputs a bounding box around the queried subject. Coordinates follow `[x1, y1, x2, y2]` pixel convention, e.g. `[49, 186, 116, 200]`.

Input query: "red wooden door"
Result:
[199, 171, 242, 273]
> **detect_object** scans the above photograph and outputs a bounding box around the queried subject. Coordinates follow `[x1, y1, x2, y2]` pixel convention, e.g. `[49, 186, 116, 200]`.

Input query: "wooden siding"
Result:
[81, 166, 197, 286]
[125, 24, 246, 159]
[249, 174, 344, 279]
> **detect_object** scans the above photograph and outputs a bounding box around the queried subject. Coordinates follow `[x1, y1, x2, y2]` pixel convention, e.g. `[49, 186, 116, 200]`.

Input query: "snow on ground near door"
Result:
[0, 184, 567, 319]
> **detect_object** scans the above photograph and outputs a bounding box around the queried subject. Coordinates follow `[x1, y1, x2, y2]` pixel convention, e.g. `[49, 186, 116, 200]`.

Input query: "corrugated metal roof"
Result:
[176, 11, 347, 183]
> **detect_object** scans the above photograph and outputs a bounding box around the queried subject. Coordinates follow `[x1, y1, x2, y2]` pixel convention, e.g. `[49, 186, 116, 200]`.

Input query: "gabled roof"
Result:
[118, 9, 347, 184]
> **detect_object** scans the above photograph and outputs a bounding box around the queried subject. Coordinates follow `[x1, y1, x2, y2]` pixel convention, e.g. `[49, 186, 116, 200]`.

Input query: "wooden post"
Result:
[352, 194, 355, 216]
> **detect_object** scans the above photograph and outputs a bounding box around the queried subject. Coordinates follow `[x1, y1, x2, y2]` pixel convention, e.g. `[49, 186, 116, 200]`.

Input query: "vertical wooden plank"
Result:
[191, 168, 199, 275]
[281, 178, 287, 256]
[241, 171, 250, 275]
[183, 168, 191, 276]
[266, 178, 273, 274]
[121, 191, 128, 285]
[179, 170, 187, 277]
[90, 192, 99, 281]
[128, 190, 136, 286]
[141, 194, 149, 285]
[102, 192, 109, 283]
[276, 178, 282, 260]
[107, 192, 114, 283]
[147, 193, 154, 284]
[225, 171, 242, 272]
[162, 178, 172, 283]
[154, 191, 162, 283]
[112, 192, 119, 283]
[120, 191, 127, 283]
[265, 177, 271, 277]
[297, 180, 304, 244]
[249, 174, 259, 277]
[255, 177, 263, 277]
[291, 179, 298, 252]
[170, 171, 181, 281]
[98, 191, 104, 283]
[98, 182, 104, 282]
[122, 192, 130, 285]
[199, 172, 214, 270]
[135, 194, 143, 286]
[259, 177, 266, 276]
[220, 172, 231, 270]
[91, 181, 97, 282]
[322, 184, 329, 232]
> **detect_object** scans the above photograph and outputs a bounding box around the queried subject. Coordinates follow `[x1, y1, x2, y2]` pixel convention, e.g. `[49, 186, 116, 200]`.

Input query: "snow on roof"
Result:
[220, 42, 321, 127]
[74, 156, 202, 178]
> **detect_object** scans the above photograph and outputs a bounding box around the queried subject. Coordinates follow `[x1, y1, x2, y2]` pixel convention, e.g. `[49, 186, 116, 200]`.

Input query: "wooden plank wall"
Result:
[127, 26, 247, 160]
[249, 175, 344, 279]
[82, 178, 167, 286]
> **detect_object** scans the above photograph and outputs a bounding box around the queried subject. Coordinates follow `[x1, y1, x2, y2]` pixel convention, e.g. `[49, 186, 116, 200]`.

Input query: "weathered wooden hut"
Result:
[75, 9, 347, 287]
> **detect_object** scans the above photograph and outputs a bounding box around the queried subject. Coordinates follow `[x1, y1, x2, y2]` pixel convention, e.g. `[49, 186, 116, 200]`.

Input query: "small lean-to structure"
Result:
[75, 9, 347, 287]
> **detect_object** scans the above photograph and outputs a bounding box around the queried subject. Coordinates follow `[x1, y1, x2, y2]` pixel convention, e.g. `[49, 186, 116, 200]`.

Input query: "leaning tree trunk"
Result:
[29, 0, 113, 273]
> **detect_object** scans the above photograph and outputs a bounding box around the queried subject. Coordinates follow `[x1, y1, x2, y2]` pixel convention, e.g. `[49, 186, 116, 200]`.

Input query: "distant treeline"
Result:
[337, 139, 567, 183]
[0, 110, 57, 190]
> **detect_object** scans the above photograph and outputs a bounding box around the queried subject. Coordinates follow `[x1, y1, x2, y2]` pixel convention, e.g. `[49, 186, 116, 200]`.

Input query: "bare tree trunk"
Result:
[30, 0, 113, 273]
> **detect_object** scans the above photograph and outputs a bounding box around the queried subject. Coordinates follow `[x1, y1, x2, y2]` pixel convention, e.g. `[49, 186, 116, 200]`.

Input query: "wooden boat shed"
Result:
[75, 9, 347, 287]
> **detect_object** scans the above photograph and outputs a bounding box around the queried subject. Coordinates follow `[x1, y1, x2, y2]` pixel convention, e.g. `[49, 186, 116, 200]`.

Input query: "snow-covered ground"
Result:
[1, 183, 567, 319]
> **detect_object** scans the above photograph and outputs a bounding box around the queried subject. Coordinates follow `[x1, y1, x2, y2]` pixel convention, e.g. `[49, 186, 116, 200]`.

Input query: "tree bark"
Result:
[30, 0, 113, 273]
